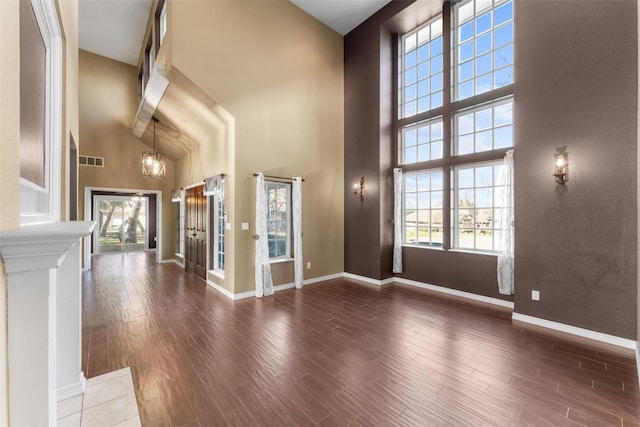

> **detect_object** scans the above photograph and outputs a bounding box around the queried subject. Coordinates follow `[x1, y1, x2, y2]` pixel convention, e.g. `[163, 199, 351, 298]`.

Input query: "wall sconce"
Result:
[353, 176, 365, 200]
[553, 147, 569, 185]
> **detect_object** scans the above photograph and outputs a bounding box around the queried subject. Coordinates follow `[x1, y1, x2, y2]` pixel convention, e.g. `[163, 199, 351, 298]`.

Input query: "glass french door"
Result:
[94, 195, 149, 254]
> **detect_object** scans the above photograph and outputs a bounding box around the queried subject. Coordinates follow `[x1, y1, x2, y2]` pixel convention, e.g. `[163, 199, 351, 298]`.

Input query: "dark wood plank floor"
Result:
[83, 252, 640, 426]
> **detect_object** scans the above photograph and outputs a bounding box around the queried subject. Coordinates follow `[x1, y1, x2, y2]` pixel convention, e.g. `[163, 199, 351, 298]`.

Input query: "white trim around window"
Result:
[19, 0, 63, 225]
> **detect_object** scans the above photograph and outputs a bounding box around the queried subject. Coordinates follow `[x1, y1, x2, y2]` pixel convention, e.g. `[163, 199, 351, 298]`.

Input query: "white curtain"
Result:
[203, 175, 224, 197]
[393, 168, 403, 273]
[497, 149, 515, 295]
[255, 173, 273, 297]
[292, 177, 304, 289]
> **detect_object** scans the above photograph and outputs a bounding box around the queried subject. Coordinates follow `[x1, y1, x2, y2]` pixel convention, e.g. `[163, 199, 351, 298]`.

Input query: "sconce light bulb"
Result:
[556, 158, 564, 167]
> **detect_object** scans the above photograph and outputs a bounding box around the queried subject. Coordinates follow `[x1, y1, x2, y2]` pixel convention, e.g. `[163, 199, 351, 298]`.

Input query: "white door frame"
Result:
[83, 186, 162, 270]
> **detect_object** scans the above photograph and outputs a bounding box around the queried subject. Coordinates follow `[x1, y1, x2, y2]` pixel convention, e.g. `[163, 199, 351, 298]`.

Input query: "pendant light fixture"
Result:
[141, 117, 166, 178]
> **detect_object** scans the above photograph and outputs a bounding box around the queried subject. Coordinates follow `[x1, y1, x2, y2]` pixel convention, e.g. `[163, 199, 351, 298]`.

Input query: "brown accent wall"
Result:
[78, 50, 176, 261]
[514, 1, 637, 339]
[345, 0, 637, 337]
[344, 1, 413, 280]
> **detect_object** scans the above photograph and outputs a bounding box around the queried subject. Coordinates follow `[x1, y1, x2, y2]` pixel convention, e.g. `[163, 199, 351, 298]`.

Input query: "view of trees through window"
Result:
[266, 182, 291, 259]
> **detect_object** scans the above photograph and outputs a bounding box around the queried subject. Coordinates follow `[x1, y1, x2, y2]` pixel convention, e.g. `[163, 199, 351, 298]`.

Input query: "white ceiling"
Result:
[78, 0, 391, 66]
[291, 0, 391, 35]
[79, 0, 153, 66]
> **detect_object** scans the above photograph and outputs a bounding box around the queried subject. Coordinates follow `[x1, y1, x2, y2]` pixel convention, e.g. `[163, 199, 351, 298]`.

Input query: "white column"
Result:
[0, 221, 95, 426]
[56, 241, 86, 400]
[6, 267, 58, 427]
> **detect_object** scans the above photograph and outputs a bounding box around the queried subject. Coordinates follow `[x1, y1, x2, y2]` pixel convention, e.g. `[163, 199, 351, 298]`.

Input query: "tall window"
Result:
[398, 0, 514, 254]
[265, 182, 291, 259]
[176, 198, 185, 256]
[209, 181, 225, 272]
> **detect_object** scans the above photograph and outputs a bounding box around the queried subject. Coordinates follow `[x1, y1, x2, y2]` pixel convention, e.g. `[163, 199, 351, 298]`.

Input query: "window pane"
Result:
[400, 17, 444, 118]
[266, 182, 290, 259]
[454, 0, 514, 101]
[452, 161, 509, 252]
[403, 169, 443, 247]
[454, 98, 513, 154]
[401, 117, 444, 165]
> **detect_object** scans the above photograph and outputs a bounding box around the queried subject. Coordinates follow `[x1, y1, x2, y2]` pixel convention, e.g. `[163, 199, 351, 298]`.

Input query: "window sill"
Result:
[269, 257, 294, 265]
[448, 249, 498, 257]
[208, 269, 224, 280]
[175, 253, 184, 260]
[402, 244, 444, 251]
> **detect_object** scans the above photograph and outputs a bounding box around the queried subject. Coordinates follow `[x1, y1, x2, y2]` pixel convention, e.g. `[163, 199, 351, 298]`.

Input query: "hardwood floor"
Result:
[83, 252, 640, 426]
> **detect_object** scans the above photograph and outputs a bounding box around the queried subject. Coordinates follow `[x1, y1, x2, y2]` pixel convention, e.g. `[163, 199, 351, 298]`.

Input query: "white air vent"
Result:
[79, 155, 104, 167]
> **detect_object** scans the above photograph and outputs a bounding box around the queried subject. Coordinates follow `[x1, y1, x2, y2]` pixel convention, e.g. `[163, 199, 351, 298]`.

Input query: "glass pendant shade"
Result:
[142, 117, 166, 178]
[141, 151, 166, 178]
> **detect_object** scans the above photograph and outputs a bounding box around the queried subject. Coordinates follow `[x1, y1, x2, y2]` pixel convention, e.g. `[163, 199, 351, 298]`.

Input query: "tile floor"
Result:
[57, 367, 141, 427]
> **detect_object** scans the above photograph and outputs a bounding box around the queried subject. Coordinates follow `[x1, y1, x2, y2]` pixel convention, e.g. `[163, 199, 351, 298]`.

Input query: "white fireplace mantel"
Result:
[0, 220, 95, 426]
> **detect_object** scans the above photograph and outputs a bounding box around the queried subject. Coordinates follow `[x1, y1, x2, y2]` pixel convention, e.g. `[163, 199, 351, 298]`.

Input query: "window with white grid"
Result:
[404, 170, 444, 247]
[453, 161, 509, 252]
[396, 0, 514, 255]
[266, 182, 291, 259]
[400, 18, 444, 118]
[454, 98, 513, 155]
[402, 118, 444, 164]
[454, 0, 514, 100]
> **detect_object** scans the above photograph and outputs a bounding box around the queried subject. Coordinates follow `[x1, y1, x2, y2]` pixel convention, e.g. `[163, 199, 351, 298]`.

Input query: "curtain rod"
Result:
[203, 173, 225, 182]
[253, 173, 305, 182]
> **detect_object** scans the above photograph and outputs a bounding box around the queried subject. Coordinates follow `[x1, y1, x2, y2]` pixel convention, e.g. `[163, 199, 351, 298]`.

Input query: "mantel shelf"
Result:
[0, 221, 95, 273]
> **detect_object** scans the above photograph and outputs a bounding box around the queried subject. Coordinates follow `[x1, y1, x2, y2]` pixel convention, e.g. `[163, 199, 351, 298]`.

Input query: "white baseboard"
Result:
[393, 277, 514, 309]
[57, 373, 86, 401]
[206, 280, 237, 300]
[273, 283, 296, 293]
[304, 272, 344, 285]
[207, 272, 345, 301]
[343, 272, 394, 286]
[512, 313, 637, 350]
[159, 258, 184, 268]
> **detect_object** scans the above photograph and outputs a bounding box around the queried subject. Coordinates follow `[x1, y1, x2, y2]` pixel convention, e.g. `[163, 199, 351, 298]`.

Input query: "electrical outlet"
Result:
[531, 290, 540, 301]
[306, 262, 311, 270]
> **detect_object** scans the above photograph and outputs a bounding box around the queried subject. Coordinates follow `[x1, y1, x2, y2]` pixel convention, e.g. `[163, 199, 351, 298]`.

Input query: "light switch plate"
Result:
[241, 222, 249, 230]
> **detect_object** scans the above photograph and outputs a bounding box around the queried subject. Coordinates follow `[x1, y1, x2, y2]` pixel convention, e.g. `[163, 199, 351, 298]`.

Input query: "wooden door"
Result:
[185, 185, 207, 280]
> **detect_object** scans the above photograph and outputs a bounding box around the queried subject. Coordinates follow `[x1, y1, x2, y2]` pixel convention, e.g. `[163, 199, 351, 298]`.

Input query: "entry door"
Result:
[185, 185, 207, 280]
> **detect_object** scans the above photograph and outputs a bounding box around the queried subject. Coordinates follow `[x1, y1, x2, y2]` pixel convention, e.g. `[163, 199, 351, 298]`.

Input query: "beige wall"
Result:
[0, 0, 79, 423]
[170, 0, 344, 294]
[59, 0, 79, 221]
[0, 0, 20, 232]
[78, 50, 176, 260]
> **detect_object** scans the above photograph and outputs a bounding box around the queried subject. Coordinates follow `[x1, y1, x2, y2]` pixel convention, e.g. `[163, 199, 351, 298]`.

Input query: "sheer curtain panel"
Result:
[255, 173, 273, 297]
[497, 150, 514, 295]
[292, 177, 304, 289]
[393, 168, 403, 273]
